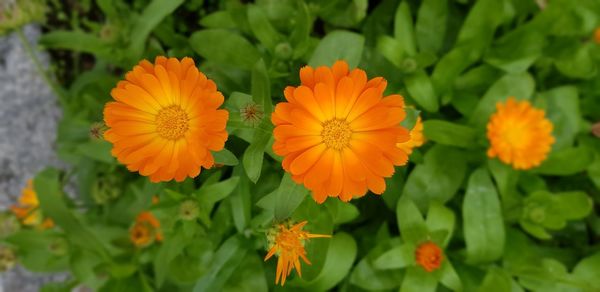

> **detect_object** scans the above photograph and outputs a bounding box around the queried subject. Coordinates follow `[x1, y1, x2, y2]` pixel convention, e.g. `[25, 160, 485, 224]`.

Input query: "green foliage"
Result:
[4, 0, 600, 291]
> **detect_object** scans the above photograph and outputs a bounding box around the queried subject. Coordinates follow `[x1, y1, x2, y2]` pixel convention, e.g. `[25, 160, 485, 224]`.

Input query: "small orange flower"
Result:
[264, 221, 330, 286]
[130, 211, 162, 247]
[487, 97, 554, 170]
[594, 27, 600, 44]
[397, 116, 425, 155]
[415, 241, 443, 272]
[103, 56, 229, 182]
[272, 60, 410, 203]
[10, 180, 54, 229]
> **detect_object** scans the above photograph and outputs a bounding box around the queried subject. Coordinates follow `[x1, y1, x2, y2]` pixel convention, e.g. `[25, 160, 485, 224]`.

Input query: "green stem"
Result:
[15, 27, 67, 104]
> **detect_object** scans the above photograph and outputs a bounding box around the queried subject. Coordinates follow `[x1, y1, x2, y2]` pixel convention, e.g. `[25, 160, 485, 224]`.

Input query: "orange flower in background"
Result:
[103, 56, 229, 182]
[264, 221, 330, 286]
[10, 180, 54, 229]
[415, 241, 443, 272]
[594, 27, 600, 44]
[130, 211, 162, 247]
[397, 116, 425, 155]
[272, 60, 410, 203]
[487, 97, 554, 170]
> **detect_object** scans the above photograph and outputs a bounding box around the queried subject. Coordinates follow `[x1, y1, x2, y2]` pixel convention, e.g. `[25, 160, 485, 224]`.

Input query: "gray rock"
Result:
[0, 24, 65, 292]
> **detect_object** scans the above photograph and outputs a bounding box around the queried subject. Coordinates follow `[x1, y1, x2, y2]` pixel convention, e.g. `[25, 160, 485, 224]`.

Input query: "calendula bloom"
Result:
[487, 97, 554, 170]
[264, 221, 331, 286]
[415, 241, 443, 272]
[10, 180, 54, 229]
[272, 60, 410, 203]
[103, 56, 229, 182]
[130, 211, 163, 247]
[397, 116, 425, 155]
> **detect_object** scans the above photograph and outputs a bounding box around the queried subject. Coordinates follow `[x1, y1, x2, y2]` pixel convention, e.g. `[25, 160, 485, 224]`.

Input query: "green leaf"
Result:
[308, 30, 365, 68]
[376, 35, 404, 67]
[247, 4, 282, 51]
[196, 176, 241, 210]
[349, 239, 404, 290]
[554, 191, 593, 220]
[573, 252, 600, 290]
[38, 31, 112, 60]
[76, 140, 115, 164]
[538, 86, 580, 150]
[190, 29, 261, 70]
[439, 261, 462, 291]
[373, 243, 415, 270]
[128, 0, 184, 61]
[422, 120, 476, 148]
[193, 236, 247, 292]
[484, 24, 546, 73]
[415, 0, 448, 54]
[289, 1, 312, 58]
[469, 72, 536, 128]
[294, 232, 357, 290]
[478, 268, 513, 292]
[199, 11, 236, 29]
[325, 199, 360, 225]
[222, 253, 268, 292]
[426, 203, 455, 247]
[400, 267, 438, 292]
[274, 173, 309, 220]
[154, 231, 185, 288]
[251, 59, 273, 117]
[555, 43, 596, 79]
[213, 148, 239, 166]
[242, 121, 272, 183]
[396, 197, 428, 244]
[34, 169, 110, 260]
[394, 1, 417, 56]
[534, 146, 594, 176]
[403, 145, 467, 211]
[463, 168, 505, 263]
[6, 230, 69, 272]
[405, 70, 439, 112]
[230, 166, 252, 232]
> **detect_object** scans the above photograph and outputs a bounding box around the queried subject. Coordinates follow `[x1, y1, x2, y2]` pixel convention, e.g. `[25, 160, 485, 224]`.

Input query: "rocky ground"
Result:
[0, 24, 65, 292]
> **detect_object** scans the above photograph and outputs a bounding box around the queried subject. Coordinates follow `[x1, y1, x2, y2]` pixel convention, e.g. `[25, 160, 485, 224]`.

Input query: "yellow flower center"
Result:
[155, 105, 189, 140]
[501, 120, 530, 149]
[321, 119, 352, 150]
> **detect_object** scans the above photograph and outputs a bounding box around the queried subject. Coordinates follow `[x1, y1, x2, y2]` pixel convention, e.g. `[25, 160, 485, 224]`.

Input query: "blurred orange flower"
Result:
[272, 60, 410, 203]
[10, 180, 54, 229]
[487, 97, 554, 170]
[415, 241, 443, 272]
[397, 116, 425, 155]
[594, 27, 600, 44]
[103, 56, 229, 182]
[264, 221, 330, 286]
[130, 211, 162, 247]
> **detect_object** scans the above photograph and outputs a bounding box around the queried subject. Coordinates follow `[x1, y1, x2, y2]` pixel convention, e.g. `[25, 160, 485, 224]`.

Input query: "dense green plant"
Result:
[2, 0, 600, 291]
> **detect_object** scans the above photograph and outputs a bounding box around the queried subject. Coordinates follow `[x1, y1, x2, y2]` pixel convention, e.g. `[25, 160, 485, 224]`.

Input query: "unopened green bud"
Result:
[179, 200, 199, 221]
[275, 42, 293, 60]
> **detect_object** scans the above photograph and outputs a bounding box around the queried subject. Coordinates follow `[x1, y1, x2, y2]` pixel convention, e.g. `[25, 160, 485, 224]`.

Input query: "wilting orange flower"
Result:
[272, 60, 410, 203]
[264, 221, 330, 286]
[487, 97, 554, 170]
[10, 180, 54, 229]
[397, 116, 425, 155]
[415, 241, 443, 272]
[594, 27, 600, 44]
[130, 211, 162, 247]
[103, 56, 229, 182]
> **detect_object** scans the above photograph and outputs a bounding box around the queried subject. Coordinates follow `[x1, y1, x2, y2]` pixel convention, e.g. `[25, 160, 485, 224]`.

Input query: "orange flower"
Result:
[487, 97, 554, 170]
[397, 116, 425, 155]
[10, 180, 54, 229]
[130, 211, 162, 247]
[415, 241, 443, 272]
[264, 221, 330, 286]
[271, 60, 410, 203]
[103, 56, 229, 182]
[594, 27, 600, 44]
